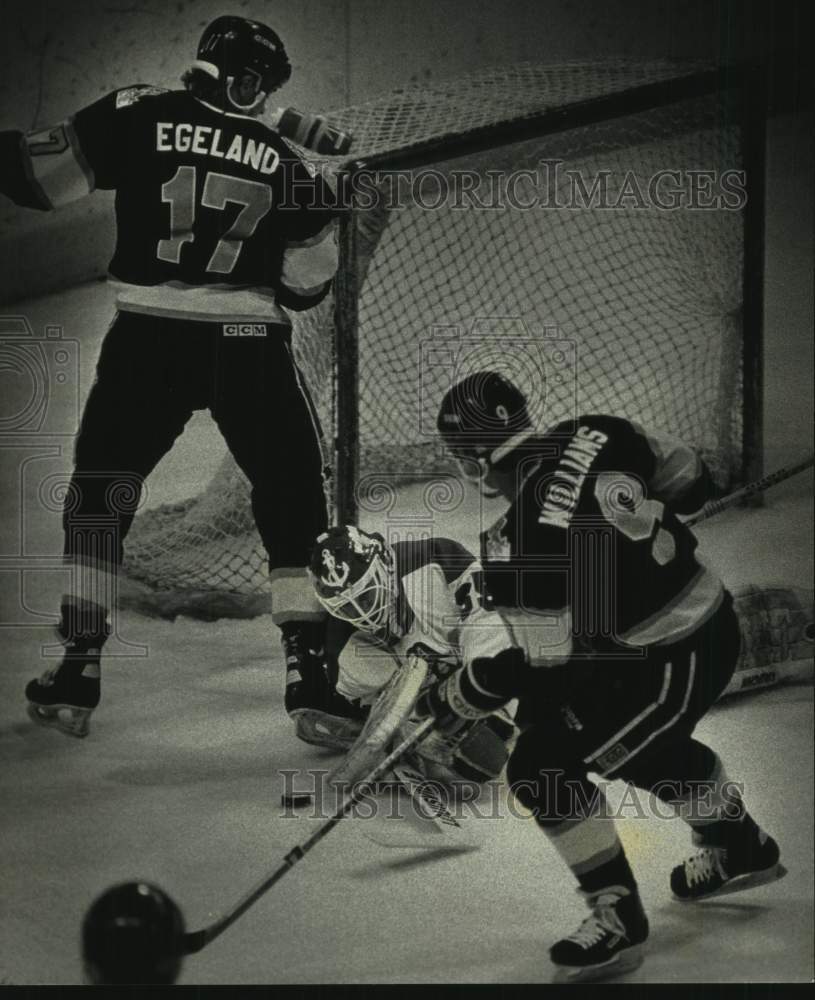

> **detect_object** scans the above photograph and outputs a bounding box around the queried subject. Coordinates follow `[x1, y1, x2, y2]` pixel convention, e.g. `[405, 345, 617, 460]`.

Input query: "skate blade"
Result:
[552, 943, 645, 983]
[289, 708, 363, 752]
[27, 701, 91, 738]
[673, 862, 788, 902]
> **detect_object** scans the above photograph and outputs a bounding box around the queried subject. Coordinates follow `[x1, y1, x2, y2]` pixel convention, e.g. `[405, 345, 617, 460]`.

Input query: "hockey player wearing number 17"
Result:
[0, 16, 362, 746]
[419, 371, 787, 983]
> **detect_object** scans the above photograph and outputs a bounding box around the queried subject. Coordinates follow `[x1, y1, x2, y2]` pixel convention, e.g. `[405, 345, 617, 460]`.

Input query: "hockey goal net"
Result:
[120, 60, 762, 618]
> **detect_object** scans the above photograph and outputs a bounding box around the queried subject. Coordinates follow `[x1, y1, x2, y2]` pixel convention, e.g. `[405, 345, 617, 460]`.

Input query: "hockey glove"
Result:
[413, 675, 467, 734]
[414, 647, 526, 733]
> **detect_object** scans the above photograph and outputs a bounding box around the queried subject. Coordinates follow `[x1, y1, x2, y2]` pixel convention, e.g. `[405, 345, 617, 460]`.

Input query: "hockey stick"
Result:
[360, 760, 487, 851]
[283, 647, 487, 851]
[282, 648, 433, 809]
[182, 713, 435, 956]
[685, 454, 814, 527]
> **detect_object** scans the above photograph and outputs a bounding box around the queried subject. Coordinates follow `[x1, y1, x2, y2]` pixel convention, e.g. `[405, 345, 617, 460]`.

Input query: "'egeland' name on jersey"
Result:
[156, 122, 280, 174]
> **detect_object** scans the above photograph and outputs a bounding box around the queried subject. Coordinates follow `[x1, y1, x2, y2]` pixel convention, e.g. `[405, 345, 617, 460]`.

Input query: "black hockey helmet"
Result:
[193, 15, 291, 111]
[437, 370, 536, 490]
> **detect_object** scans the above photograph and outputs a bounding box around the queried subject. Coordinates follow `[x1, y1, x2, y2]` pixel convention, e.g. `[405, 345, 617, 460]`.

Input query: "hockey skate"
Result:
[25, 660, 100, 738]
[550, 885, 648, 983]
[26, 605, 106, 738]
[282, 627, 367, 751]
[671, 829, 786, 901]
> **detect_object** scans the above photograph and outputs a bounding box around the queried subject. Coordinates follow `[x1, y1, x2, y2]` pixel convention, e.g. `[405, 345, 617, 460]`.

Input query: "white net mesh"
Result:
[120, 61, 748, 616]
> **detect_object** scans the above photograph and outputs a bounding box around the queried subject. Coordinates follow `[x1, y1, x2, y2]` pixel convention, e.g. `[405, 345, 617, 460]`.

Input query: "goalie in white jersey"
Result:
[309, 525, 520, 786]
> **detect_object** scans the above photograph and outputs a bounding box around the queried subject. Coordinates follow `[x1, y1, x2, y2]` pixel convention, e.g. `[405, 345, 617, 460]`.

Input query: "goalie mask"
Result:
[192, 15, 291, 113]
[309, 526, 398, 634]
[437, 370, 536, 496]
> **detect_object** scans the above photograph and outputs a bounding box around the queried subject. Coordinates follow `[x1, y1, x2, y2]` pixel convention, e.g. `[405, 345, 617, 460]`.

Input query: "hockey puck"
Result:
[281, 793, 313, 808]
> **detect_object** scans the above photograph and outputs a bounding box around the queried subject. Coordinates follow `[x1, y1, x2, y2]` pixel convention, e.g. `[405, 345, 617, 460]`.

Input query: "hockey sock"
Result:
[576, 842, 639, 896]
[541, 786, 639, 897]
[58, 598, 109, 672]
[279, 619, 324, 650]
[653, 746, 767, 858]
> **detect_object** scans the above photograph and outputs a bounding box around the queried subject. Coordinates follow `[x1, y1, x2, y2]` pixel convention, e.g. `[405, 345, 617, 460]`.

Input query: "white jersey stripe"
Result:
[25, 119, 95, 208]
[619, 566, 723, 647]
[594, 653, 697, 776]
[283, 339, 330, 516]
[110, 278, 291, 324]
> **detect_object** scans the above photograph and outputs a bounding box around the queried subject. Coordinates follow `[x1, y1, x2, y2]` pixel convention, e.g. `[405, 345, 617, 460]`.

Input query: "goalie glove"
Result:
[414, 646, 526, 732]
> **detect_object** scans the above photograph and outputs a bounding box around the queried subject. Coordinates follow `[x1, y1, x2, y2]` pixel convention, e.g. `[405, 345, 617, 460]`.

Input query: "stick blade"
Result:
[357, 765, 487, 851]
[181, 928, 208, 955]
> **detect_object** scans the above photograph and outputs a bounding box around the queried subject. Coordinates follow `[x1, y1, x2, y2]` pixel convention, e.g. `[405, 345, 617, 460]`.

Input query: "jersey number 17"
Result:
[157, 165, 272, 273]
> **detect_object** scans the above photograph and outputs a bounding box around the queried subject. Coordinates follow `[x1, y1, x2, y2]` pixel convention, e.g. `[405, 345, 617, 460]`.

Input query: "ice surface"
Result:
[1, 615, 811, 983]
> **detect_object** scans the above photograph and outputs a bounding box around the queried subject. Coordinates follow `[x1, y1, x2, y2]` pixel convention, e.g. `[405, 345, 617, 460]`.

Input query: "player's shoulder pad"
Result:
[548, 412, 640, 446]
[392, 538, 476, 589]
[404, 537, 476, 583]
[393, 536, 471, 584]
[429, 535, 475, 563]
[573, 413, 657, 477]
[575, 412, 636, 433]
[113, 85, 170, 109]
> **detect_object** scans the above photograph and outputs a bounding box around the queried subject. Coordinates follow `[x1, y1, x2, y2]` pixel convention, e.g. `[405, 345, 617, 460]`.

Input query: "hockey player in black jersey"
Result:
[0, 15, 358, 746]
[416, 370, 786, 982]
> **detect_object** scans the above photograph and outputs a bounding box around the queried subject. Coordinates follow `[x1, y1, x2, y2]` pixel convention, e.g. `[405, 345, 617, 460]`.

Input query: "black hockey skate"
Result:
[26, 658, 101, 738]
[281, 625, 367, 751]
[671, 827, 786, 901]
[550, 884, 648, 983]
[26, 603, 107, 738]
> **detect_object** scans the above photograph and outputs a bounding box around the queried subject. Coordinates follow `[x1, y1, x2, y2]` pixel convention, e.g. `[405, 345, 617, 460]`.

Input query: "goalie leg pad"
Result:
[733, 585, 814, 668]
